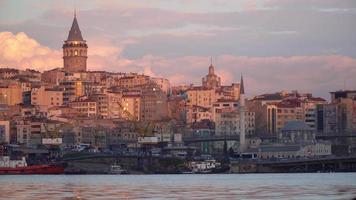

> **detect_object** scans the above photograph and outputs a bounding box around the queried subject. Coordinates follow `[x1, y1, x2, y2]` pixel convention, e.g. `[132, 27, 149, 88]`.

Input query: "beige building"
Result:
[90, 93, 109, 119]
[214, 109, 255, 136]
[60, 79, 92, 104]
[151, 77, 171, 95]
[106, 91, 123, 119]
[41, 68, 65, 85]
[0, 84, 23, 106]
[121, 94, 141, 121]
[117, 74, 150, 89]
[186, 105, 212, 123]
[69, 99, 97, 117]
[31, 86, 63, 108]
[186, 87, 216, 108]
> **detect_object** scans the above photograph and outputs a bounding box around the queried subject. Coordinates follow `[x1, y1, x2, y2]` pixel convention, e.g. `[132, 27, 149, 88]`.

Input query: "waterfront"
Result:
[0, 173, 356, 199]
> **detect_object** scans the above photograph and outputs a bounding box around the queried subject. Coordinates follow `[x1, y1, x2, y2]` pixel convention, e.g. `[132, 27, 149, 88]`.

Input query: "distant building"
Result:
[69, 98, 97, 117]
[252, 121, 331, 159]
[250, 91, 326, 135]
[0, 84, 23, 106]
[31, 86, 63, 108]
[202, 62, 221, 89]
[186, 87, 216, 108]
[140, 84, 168, 121]
[330, 90, 356, 103]
[117, 74, 150, 89]
[59, 79, 92, 104]
[41, 68, 65, 85]
[0, 120, 10, 144]
[186, 105, 212, 123]
[151, 77, 171, 95]
[121, 94, 141, 121]
[322, 98, 356, 134]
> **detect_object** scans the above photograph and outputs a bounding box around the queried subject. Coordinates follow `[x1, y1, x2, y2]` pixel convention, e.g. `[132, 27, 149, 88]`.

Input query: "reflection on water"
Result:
[0, 174, 356, 199]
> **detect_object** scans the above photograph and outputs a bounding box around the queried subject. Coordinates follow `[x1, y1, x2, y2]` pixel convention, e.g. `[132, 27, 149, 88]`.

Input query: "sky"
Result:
[0, 0, 356, 100]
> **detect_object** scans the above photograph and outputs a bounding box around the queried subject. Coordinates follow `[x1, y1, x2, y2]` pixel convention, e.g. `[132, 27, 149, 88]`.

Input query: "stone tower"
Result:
[63, 12, 88, 73]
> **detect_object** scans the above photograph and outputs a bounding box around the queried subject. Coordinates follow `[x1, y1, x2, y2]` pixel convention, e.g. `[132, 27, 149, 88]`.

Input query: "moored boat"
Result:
[0, 156, 64, 175]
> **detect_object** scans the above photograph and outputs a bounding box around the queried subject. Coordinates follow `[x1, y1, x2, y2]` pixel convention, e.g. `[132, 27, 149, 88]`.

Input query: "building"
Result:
[140, 84, 168, 121]
[202, 62, 221, 89]
[186, 105, 212, 123]
[275, 99, 304, 132]
[16, 119, 46, 146]
[16, 120, 31, 145]
[90, 93, 109, 119]
[59, 79, 92, 104]
[106, 91, 123, 119]
[279, 120, 315, 144]
[323, 98, 356, 134]
[167, 96, 186, 123]
[69, 99, 97, 117]
[330, 90, 356, 103]
[121, 94, 141, 121]
[186, 87, 216, 108]
[63, 12, 88, 73]
[151, 77, 171, 95]
[31, 86, 63, 108]
[0, 121, 10, 144]
[117, 74, 150, 89]
[0, 84, 23, 106]
[41, 68, 65, 85]
[253, 121, 331, 159]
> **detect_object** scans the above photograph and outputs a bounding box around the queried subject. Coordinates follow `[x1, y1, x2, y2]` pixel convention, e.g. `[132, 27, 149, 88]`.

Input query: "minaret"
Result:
[239, 75, 246, 153]
[63, 11, 88, 73]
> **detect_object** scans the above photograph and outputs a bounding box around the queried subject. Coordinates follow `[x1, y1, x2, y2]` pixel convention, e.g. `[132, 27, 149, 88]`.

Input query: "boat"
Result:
[189, 159, 222, 174]
[109, 164, 127, 174]
[0, 156, 64, 175]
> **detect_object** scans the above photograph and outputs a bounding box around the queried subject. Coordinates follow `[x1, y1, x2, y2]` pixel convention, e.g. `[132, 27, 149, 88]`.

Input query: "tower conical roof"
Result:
[240, 75, 245, 94]
[67, 13, 84, 41]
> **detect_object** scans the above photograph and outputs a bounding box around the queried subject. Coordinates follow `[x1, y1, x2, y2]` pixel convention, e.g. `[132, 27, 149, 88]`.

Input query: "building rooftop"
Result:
[281, 120, 313, 132]
[67, 14, 84, 41]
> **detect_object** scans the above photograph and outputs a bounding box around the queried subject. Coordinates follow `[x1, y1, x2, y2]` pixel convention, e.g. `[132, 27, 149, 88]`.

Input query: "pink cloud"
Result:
[1, 31, 355, 99]
[0, 32, 61, 71]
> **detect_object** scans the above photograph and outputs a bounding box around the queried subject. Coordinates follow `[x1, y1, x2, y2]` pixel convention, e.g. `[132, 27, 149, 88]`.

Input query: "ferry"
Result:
[189, 159, 221, 174]
[0, 156, 64, 175]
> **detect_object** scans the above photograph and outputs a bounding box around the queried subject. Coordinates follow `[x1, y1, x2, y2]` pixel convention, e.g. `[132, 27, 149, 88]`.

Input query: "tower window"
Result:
[75, 50, 78, 56]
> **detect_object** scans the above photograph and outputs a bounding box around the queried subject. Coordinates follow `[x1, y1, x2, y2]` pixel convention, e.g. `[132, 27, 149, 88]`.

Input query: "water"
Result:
[0, 173, 356, 199]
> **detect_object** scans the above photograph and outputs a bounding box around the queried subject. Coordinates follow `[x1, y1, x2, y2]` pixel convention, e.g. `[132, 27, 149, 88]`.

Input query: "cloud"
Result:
[1, 31, 356, 100]
[0, 32, 61, 71]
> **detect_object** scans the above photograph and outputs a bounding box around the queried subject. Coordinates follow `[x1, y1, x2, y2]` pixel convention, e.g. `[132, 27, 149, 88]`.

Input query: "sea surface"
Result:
[0, 173, 356, 199]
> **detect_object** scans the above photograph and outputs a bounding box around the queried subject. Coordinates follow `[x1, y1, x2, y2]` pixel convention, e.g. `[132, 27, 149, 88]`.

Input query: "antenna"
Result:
[210, 56, 212, 66]
[74, 9, 77, 18]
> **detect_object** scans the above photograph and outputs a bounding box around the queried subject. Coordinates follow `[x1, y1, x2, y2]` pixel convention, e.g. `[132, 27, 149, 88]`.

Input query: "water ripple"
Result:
[0, 174, 356, 199]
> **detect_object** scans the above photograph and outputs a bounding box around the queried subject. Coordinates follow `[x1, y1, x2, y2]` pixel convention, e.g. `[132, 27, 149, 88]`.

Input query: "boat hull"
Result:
[0, 165, 64, 175]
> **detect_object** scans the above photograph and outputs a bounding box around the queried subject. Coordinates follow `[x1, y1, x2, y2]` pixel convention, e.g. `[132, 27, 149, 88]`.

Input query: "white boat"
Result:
[109, 165, 127, 174]
[190, 159, 221, 174]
